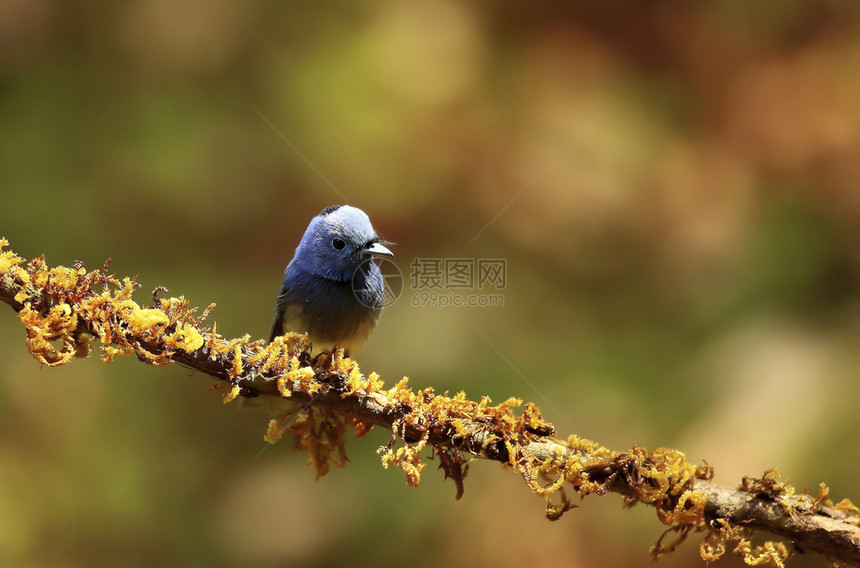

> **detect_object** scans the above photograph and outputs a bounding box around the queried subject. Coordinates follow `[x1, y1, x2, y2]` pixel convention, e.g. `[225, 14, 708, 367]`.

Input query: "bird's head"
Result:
[293, 205, 393, 282]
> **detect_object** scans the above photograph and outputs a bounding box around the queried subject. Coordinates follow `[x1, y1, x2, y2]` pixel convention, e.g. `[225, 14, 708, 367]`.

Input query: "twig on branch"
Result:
[1, 238, 859, 567]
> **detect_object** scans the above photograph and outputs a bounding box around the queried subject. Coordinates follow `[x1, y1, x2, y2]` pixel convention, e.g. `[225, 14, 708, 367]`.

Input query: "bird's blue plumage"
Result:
[269, 205, 393, 355]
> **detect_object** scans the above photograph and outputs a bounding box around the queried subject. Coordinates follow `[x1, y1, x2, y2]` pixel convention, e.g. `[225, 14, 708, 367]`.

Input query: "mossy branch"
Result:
[2, 239, 859, 567]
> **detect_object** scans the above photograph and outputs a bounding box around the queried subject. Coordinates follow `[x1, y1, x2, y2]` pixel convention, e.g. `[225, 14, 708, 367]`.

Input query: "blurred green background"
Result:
[2, 1, 860, 567]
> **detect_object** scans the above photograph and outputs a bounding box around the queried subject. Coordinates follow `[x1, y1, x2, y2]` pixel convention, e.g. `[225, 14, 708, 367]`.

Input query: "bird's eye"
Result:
[332, 238, 346, 250]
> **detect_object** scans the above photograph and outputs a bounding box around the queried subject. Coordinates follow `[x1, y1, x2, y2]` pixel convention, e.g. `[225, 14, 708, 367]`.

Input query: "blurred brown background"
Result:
[2, 1, 860, 567]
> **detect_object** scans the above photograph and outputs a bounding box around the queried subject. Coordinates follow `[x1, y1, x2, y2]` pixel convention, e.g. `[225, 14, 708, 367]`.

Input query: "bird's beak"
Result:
[365, 242, 394, 258]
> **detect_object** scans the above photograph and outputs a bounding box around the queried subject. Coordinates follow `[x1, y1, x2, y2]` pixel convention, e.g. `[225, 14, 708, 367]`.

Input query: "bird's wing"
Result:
[269, 287, 301, 343]
[268, 301, 285, 343]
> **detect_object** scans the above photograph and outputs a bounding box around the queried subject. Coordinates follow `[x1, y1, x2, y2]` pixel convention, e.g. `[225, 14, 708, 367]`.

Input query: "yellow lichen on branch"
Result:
[701, 519, 793, 567]
[2, 238, 860, 568]
[18, 302, 86, 366]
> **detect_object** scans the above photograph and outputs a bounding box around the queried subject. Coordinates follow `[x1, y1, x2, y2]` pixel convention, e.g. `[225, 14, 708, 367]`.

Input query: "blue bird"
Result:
[269, 205, 393, 356]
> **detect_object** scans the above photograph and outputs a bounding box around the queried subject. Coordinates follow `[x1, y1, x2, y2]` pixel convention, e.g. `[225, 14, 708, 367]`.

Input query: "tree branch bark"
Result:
[2, 239, 858, 567]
